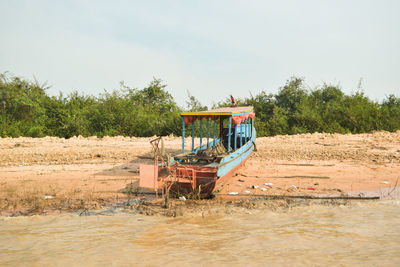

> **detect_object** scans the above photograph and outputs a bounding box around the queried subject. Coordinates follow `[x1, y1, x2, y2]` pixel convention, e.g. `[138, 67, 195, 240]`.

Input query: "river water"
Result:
[1, 201, 400, 266]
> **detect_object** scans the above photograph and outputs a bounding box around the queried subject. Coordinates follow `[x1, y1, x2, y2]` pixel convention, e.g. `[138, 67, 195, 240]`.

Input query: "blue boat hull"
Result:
[217, 127, 256, 179]
[169, 127, 256, 197]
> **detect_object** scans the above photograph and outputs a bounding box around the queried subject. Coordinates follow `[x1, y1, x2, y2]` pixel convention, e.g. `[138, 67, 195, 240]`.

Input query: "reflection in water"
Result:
[1, 201, 400, 266]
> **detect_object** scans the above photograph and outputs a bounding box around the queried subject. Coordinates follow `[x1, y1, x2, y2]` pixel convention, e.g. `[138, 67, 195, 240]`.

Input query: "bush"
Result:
[0, 72, 399, 138]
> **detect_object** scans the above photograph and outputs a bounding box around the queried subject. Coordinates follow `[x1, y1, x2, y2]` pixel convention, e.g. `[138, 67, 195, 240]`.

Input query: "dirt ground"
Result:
[1, 131, 400, 216]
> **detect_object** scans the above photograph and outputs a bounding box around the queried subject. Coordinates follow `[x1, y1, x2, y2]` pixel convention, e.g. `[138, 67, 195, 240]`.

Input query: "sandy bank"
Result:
[0, 131, 399, 216]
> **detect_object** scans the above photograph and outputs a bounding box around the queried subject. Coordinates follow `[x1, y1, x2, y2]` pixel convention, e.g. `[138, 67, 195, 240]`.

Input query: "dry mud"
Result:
[1, 131, 400, 216]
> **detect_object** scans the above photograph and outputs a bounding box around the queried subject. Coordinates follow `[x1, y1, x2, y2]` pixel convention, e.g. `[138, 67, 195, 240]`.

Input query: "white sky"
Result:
[0, 0, 399, 107]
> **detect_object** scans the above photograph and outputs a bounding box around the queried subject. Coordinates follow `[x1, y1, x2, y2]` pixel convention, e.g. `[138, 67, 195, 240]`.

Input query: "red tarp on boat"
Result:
[184, 115, 218, 125]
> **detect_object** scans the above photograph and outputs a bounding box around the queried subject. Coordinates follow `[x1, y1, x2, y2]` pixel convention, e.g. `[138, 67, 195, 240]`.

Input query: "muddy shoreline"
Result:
[1, 131, 399, 216]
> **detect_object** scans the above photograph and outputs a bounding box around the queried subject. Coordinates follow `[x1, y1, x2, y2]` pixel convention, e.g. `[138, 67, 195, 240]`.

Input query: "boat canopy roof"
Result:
[181, 106, 255, 125]
[181, 106, 254, 117]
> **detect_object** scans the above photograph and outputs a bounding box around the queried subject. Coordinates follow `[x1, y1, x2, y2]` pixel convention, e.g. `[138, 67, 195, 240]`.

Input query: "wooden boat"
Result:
[139, 106, 256, 198]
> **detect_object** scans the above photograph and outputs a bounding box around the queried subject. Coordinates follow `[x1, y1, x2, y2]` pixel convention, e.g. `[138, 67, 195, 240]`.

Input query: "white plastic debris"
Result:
[179, 196, 187, 201]
[41, 195, 54, 200]
[237, 184, 242, 187]
[291, 185, 297, 189]
[244, 190, 251, 194]
[251, 185, 259, 189]
[264, 183, 273, 187]
[261, 188, 267, 191]
[381, 181, 390, 185]
[229, 192, 239, 195]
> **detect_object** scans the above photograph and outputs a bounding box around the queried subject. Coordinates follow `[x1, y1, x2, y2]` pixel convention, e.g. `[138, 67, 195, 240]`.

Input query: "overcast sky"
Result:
[1, 0, 399, 107]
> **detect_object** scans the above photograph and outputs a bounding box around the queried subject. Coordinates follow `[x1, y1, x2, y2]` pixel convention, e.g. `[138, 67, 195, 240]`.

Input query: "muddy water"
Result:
[1, 201, 400, 267]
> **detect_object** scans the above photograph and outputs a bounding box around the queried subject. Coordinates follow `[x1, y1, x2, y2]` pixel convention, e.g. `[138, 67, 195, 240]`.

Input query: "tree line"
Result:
[1, 73, 399, 138]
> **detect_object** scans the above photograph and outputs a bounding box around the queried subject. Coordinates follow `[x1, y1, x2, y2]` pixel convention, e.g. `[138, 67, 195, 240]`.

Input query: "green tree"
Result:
[380, 95, 400, 131]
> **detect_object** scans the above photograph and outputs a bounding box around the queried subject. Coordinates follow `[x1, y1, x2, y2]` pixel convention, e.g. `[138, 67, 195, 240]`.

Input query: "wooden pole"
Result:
[234, 123, 237, 151]
[199, 118, 203, 148]
[240, 122, 242, 147]
[207, 117, 210, 148]
[213, 117, 216, 151]
[228, 116, 232, 152]
[191, 116, 195, 152]
[244, 118, 247, 143]
[182, 116, 185, 153]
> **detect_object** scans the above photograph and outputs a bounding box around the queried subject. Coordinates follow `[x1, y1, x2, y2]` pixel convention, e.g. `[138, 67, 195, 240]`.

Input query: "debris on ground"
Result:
[127, 199, 140, 206]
